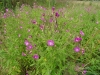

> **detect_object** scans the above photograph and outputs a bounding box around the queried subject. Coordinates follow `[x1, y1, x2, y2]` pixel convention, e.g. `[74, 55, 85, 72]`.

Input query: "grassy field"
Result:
[0, 1, 100, 75]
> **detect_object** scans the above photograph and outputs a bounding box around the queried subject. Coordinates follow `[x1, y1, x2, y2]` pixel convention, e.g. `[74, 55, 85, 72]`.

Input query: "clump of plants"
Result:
[0, 3, 100, 75]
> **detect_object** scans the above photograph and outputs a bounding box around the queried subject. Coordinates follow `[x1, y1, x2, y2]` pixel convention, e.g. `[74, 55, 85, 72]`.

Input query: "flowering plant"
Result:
[0, 3, 100, 75]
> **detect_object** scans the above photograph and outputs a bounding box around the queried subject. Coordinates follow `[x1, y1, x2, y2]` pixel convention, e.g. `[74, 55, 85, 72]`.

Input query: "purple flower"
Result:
[74, 36, 82, 42]
[6, 9, 8, 12]
[40, 25, 44, 30]
[24, 40, 30, 46]
[26, 73, 29, 75]
[52, 7, 55, 11]
[55, 12, 59, 17]
[49, 18, 53, 23]
[82, 70, 87, 75]
[33, 54, 39, 60]
[31, 20, 37, 24]
[3, 13, 7, 18]
[41, 17, 46, 22]
[26, 44, 33, 50]
[74, 47, 80, 52]
[42, 13, 45, 16]
[80, 31, 84, 36]
[47, 40, 54, 46]
[81, 48, 85, 54]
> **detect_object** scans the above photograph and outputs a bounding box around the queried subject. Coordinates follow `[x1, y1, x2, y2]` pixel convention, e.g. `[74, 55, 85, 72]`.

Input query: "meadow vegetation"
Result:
[0, 1, 100, 75]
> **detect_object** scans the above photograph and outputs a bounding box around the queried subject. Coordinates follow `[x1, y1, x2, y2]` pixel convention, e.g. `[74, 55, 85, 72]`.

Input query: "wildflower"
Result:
[6, 9, 8, 12]
[40, 25, 44, 30]
[26, 44, 33, 50]
[3, 13, 7, 18]
[55, 12, 59, 17]
[26, 71, 29, 75]
[22, 52, 26, 56]
[49, 18, 53, 23]
[42, 13, 45, 16]
[52, 7, 55, 11]
[74, 36, 82, 42]
[26, 73, 28, 75]
[41, 17, 46, 22]
[80, 31, 84, 36]
[33, 54, 39, 60]
[47, 40, 54, 46]
[82, 70, 87, 75]
[31, 20, 37, 24]
[24, 40, 30, 46]
[81, 48, 85, 54]
[74, 46, 80, 52]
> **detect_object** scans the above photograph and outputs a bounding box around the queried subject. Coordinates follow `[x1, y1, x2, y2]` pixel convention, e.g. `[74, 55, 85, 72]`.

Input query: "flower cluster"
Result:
[24, 39, 33, 50]
[74, 31, 85, 53]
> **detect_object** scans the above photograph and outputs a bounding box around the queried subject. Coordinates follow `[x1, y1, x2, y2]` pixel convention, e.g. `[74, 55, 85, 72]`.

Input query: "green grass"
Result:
[0, 2, 100, 75]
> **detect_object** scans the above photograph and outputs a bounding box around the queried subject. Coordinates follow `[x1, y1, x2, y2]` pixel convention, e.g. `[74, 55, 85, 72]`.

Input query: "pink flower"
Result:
[74, 36, 82, 42]
[52, 7, 55, 11]
[80, 31, 84, 36]
[26, 44, 33, 50]
[31, 20, 37, 24]
[6, 9, 8, 12]
[42, 13, 45, 16]
[81, 48, 85, 54]
[33, 54, 39, 60]
[74, 47, 80, 52]
[3, 13, 7, 18]
[24, 40, 30, 46]
[47, 40, 54, 46]
[82, 70, 87, 75]
[41, 17, 46, 22]
[26, 73, 29, 75]
[49, 18, 53, 23]
[40, 25, 44, 30]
